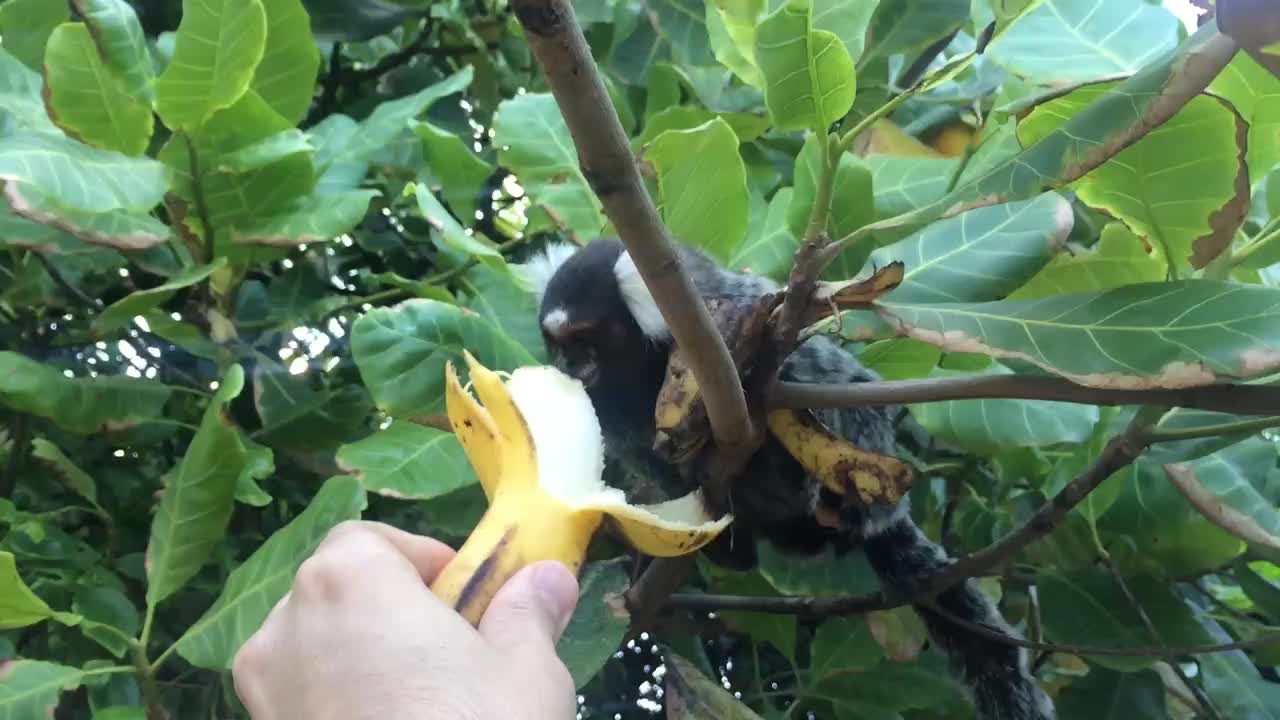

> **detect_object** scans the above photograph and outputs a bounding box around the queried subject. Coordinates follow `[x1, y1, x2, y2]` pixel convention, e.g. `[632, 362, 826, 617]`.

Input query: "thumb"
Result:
[478, 560, 579, 652]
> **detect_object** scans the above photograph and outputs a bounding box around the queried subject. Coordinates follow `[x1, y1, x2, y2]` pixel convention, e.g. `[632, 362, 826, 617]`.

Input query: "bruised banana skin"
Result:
[766, 408, 914, 507]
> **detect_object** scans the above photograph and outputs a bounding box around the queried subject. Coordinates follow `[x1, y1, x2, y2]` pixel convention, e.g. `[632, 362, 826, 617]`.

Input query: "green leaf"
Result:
[214, 129, 313, 173]
[1210, 52, 1280, 190]
[787, 137, 876, 273]
[236, 433, 275, 508]
[877, 279, 1280, 388]
[251, 0, 320, 125]
[335, 422, 475, 500]
[73, 587, 139, 658]
[0, 130, 167, 213]
[0, 45, 56, 130]
[1237, 561, 1280, 624]
[0, 0, 68, 70]
[648, 119, 748, 261]
[154, 0, 268, 130]
[0, 351, 171, 434]
[1038, 569, 1214, 671]
[663, 651, 765, 720]
[1056, 668, 1169, 719]
[756, 536, 880, 596]
[730, 187, 797, 280]
[253, 365, 370, 450]
[1020, 87, 1248, 271]
[864, 155, 959, 217]
[650, 0, 715, 66]
[231, 189, 377, 247]
[856, 338, 941, 380]
[0, 660, 84, 719]
[414, 120, 493, 225]
[73, 0, 156, 103]
[1009, 223, 1166, 299]
[350, 299, 537, 417]
[42, 23, 153, 156]
[93, 259, 226, 334]
[1196, 613, 1280, 718]
[863, 0, 968, 64]
[1162, 437, 1280, 544]
[556, 558, 630, 688]
[145, 365, 249, 606]
[458, 264, 545, 359]
[869, 193, 1072, 303]
[987, 0, 1180, 83]
[755, 0, 856, 133]
[707, 0, 765, 88]
[814, 0, 880, 64]
[29, 438, 99, 507]
[176, 475, 366, 669]
[0, 552, 68, 629]
[809, 616, 881, 681]
[328, 67, 473, 169]
[494, 93, 604, 239]
[302, 0, 424, 43]
[699, 561, 797, 660]
[910, 365, 1099, 454]
[412, 183, 504, 268]
[0, 189, 170, 251]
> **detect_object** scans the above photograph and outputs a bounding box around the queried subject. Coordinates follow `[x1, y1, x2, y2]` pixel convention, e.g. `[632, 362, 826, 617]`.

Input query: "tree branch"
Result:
[668, 408, 1164, 619]
[769, 375, 1280, 417]
[509, 0, 757, 623]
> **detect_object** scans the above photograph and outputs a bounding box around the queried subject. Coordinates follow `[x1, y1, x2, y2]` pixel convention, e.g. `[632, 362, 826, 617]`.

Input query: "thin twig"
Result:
[769, 376, 1280, 418]
[35, 253, 103, 309]
[183, 136, 216, 264]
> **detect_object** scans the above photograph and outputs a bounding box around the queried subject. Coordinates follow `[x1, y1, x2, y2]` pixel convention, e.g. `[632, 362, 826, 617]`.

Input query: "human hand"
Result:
[231, 520, 580, 720]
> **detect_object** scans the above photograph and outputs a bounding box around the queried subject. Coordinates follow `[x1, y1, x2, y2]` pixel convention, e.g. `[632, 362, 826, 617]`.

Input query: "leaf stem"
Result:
[1148, 415, 1280, 442]
[1232, 217, 1280, 268]
[131, 639, 167, 720]
[837, 91, 912, 153]
[184, 135, 217, 265]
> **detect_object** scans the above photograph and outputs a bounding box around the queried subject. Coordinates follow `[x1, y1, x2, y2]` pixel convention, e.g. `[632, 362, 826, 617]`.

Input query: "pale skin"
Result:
[232, 520, 580, 720]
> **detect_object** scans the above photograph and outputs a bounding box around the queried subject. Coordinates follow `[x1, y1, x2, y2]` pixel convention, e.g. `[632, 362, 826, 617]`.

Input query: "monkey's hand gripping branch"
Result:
[429, 351, 733, 625]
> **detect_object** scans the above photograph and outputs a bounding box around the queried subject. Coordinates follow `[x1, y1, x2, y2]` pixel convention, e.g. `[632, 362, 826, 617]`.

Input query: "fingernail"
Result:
[529, 561, 579, 636]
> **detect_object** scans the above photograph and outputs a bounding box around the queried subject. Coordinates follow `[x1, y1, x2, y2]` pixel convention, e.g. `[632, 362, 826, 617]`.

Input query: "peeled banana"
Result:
[429, 351, 732, 625]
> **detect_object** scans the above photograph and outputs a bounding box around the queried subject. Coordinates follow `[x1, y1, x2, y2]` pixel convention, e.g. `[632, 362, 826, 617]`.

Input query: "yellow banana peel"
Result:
[766, 408, 914, 506]
[429, 351, 732, 625]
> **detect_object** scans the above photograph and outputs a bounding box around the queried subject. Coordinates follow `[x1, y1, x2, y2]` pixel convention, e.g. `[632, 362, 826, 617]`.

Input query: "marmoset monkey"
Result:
[528, 237, 1055, 720]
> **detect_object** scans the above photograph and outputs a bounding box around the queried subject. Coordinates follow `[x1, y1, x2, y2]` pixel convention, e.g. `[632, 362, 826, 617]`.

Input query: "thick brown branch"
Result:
[769, 376, 1280, 417]
[669, 409, 1162, 620]
[509, 0, 750, 457]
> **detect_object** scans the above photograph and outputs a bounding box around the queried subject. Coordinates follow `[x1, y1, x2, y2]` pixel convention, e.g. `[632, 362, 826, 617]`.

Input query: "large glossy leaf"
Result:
[848, 23, 1234, 248]
[253, 365, 370, 449]
[0, 46, 55, 131]
[757, 536, 880, 596]
[176, 475, 366, 669]
[699, 560, 798, 660]
[42, 23, 153, 156]
[788, 137, 875, 275]
[556, 558, 630, 688]
[864, 155, 958, 217]
[986, 0, 1180, 83]
[1056, 668, 1168, 719]
[145, 365, 250, 606]
[1162, 437, 1280, 543]
[0, 130, 167, 214]
[74, 0, 155, 103]
[413, 183, 503, 268]
[909, 366, 1099, 454]
[664, 650, 765, 720]
[1038, 569, 1214, 672]
[335, 422, 475, 500]
[648, 118, 748, 261]
[730, 187, 797, 280]
[327, 67, 473, 169]
[414, 120, 493, 224]
[1196, 612, 1280, 718]
[707, 0, 764, 88]
[457, 264, 545, 359]
[154, 0, 268, 130]
[868, 192, 1072, 303]
[1009, 223, 1165, 299]
[0, 660, 84, 720]
[877, 279, 1280, 388]
[0, 552, 77, 629]
[1210, 51, 1280, 190]
[650, 0, 715, 66]
[251, 0, 319, 125]
[755, 0, 856, 133]
[214, 129, 313, 173]
[350, 299, 537, 417]
[93, 259, 226, 334]
[301, 0, 424, 42]
[493, 93, 604, 239]
[0, 0, 67, 70]
[862, 0, 968, 64]
[856, 338, 941, 380]
[814, 0, 880, 64]
[809, 616, 882, 681]
[29, 439, 99, 508]
[0, 352, 171, 433]
[0, 188, 169, 251]
[1020, 87, 1248, 271]
[73, 586, 139, 658]
[231, 189, 377, 246]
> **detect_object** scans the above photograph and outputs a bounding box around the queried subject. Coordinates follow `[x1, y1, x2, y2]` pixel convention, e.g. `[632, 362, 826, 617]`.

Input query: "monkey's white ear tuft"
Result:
[523, 242, 579, 304]
[613, 251, 670, 341]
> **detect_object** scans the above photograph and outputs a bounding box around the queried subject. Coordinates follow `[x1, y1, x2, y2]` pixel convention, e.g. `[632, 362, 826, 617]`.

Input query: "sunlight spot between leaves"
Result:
[133, 315, 150, 333]
[288, 357, 309, 375]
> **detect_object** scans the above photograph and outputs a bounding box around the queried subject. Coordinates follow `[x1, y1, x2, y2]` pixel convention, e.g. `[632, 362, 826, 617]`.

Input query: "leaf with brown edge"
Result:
[1164, 461, 1280, 553]
[663, 650, 765, 720]
[810, 260, 905, 320]
[876, 279, 1280, 389]
[1, 181, 170, 250]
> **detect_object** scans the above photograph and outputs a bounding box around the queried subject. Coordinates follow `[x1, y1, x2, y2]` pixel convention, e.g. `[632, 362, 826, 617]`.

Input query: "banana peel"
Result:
[429, 351, 732, 625]
[766, 409, 913, 506]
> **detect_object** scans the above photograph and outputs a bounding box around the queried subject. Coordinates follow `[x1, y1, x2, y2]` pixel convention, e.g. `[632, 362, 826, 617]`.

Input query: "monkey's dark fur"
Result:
[533, 237, 1055, 720]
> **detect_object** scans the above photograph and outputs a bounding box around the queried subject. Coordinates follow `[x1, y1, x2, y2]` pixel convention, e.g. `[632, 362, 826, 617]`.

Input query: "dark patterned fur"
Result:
[534, 237, 1055, 719]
